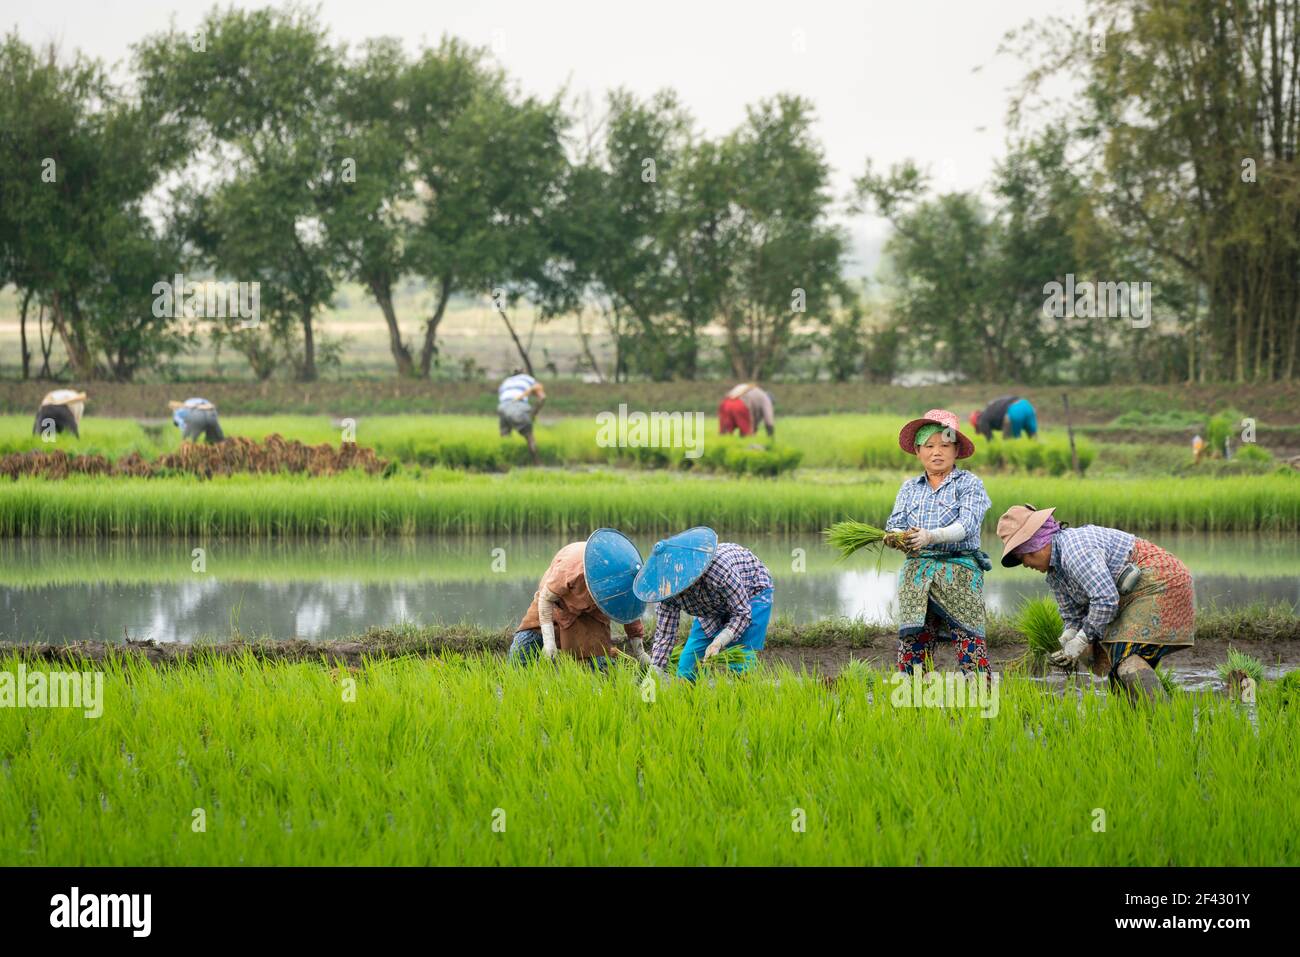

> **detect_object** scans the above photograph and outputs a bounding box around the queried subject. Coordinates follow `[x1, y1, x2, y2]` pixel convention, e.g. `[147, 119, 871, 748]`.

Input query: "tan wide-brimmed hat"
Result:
[897, 408, 976, 459]
[996, 504, 1057, 567]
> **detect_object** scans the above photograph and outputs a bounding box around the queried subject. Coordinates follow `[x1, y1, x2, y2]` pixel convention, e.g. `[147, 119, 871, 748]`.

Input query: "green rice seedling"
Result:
[1217, 647, 1266, 699]
[1016, 598, 1064, 661]
[1, 652, 1296, 866]
[1009, 597, 1065, 675]
[2, 470, 1298, 537]
[667, 640, 752, 672]
[1154, 664, 1179, 695]
[823, 520, 890, 559]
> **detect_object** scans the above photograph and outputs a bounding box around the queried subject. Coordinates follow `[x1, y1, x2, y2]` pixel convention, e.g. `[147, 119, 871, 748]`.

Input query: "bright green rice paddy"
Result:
[1, 469, 1296, 536]
[1, 653, 1295, 866]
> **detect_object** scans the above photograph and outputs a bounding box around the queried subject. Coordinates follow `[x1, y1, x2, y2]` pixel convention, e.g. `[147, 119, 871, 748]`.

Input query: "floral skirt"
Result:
[1090, 538, 1194, 675]
[896, 553, 987, 639]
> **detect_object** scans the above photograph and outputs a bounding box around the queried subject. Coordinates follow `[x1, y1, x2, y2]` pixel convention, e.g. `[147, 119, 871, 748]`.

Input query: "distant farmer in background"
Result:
[970, 395, 1037, 439]
[634, 526, 774, 682]
[996, 504, 1195, 700]
[720, 382, 775, 438]
[508, 529, 649, 672]
[32, 389, 87, 439]
[169, 397, 225, 444]
[497, 370, 546, 465]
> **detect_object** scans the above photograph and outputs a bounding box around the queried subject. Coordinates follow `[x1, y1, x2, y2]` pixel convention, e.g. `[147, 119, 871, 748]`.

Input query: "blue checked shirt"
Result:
[884, 469, 991, 553]
[649, 543, 773, 670]
[1045, 525, 1137, 640]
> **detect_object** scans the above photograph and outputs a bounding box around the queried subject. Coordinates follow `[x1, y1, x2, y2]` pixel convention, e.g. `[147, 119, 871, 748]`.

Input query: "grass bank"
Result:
[2, 652, 1295, 865]
[7, 604, 1300, 663]
[1, 471, 1297, 537]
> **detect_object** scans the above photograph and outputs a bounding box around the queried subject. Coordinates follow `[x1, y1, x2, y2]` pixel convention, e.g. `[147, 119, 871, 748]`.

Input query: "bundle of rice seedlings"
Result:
[1216, 647, 1264, 699]
[823, 520, 893, 559]
[667, 641, 752, 672]
[1016, 597, 1065, 669]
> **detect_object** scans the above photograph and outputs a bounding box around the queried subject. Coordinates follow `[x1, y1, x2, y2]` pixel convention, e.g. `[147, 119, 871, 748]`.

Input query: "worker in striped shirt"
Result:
[633, 527, 774, 682]
[497, 370, 546, 465]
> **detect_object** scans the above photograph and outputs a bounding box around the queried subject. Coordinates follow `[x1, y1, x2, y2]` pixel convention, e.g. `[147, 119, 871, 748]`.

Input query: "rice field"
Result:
[0, 413, 1099, 474]
[1, 652, 1295, 866]
[1, 469, 1296, 537]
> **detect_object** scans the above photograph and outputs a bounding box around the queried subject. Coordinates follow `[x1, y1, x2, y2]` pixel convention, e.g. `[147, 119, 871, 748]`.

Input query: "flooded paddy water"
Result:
[2, 531, 1295, 647]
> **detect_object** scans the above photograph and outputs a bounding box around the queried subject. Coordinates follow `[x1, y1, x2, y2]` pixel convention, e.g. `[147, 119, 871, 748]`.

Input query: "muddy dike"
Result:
[4, 609, 1298, 673]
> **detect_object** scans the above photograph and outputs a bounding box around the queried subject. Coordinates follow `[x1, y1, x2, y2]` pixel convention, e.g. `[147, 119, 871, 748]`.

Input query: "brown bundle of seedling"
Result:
[0, 436, 387, 480]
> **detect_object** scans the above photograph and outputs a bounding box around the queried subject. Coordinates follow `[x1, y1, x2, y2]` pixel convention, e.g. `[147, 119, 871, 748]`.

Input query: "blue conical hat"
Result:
[632, 526, 719, 602]
[583, 528, 646, 624]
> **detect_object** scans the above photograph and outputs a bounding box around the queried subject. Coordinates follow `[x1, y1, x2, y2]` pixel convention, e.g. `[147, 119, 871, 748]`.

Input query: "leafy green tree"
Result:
[716, 95, 849, 379]
[135, 5, 343, 381]
[0, 33, 190, 379]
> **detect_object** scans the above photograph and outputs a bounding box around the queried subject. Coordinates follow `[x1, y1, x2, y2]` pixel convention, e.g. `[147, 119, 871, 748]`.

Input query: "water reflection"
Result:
[0, 532, 1295, 643]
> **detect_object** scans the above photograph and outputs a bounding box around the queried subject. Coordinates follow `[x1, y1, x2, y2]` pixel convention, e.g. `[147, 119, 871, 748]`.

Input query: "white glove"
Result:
[537, 588, 559, 660]
[628, 637, 651, 667]
[704, 627, 736, 659]
[906, 521, 966, 550]
[1050, 631, 1089, 668]
[1057, 626, 1078, 649]
[646, 662, 669, 683]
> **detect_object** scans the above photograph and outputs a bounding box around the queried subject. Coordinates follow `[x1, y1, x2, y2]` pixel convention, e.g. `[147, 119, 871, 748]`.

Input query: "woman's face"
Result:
[918, 433, 958, 473]
[1019, 543, 1053, 573]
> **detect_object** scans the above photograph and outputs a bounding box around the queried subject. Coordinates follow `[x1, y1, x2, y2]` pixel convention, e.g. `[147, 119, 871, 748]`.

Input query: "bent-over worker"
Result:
[497, 370, 546, 465]
[170, 397, 225, 443]
[996, 505, 1195, 699]
[635, 526, 774, 682]
[32, 389, 86, 439]
[508, 528, 649, 671]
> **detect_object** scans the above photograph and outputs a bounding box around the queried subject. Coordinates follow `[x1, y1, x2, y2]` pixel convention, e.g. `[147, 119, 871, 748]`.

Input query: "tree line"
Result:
[2, 1, 1297, 385]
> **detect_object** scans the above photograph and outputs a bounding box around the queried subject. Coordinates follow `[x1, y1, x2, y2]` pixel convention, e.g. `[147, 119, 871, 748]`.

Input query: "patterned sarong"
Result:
[897, 551, 987, 640]
[1089, 538, 1195, 676]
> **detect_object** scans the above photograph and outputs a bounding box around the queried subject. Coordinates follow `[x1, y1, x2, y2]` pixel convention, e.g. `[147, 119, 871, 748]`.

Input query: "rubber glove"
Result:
[1050, 631, 1090, 668]
[628, 637, 651, 667]
[537, 588, 560, 660]
[704, 626, 736, 659]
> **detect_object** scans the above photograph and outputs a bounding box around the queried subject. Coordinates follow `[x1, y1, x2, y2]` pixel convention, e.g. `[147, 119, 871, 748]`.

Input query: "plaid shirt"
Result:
[1045, 525, 1137, 640]
[884, 468, 991, 553]
[649, 543, 773, 669]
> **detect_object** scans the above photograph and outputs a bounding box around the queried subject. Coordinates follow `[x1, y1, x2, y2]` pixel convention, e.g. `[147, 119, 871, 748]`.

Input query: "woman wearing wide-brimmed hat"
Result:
[995, 505, 1195, 698]
[884, 409, 993, 676]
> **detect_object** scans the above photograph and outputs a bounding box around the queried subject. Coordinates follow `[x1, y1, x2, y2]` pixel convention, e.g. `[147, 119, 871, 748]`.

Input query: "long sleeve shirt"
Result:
[884, 468, 991, 553]
[648, 543, 773, 669]
[1044, 525, 1137, 640]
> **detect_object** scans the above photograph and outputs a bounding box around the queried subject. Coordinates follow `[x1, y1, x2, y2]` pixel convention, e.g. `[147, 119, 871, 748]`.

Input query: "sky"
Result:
[5, 0, 1088, 277]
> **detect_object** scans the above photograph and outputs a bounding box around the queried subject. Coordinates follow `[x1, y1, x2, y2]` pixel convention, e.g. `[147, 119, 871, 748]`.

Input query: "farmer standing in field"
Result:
[969, 395, 1037, 439]
[719, 382, 775, 437]
[634, 526, 774, 682]
[31, 388, 87, 439]
[508, 528, 651, 671]
[884, 409, 994, 676]
[995, 505, 1195, 699]
[169, 397, 225, 443]
[497, 369, 545, 465]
